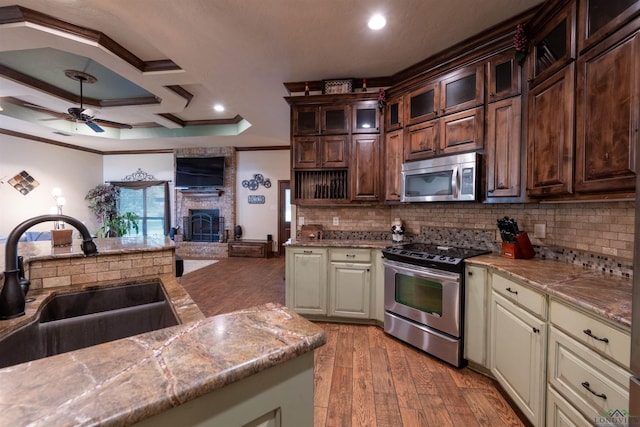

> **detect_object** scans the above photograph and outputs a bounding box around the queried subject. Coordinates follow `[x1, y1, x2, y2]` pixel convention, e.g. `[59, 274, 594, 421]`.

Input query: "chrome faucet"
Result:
[0, 215, 98, 320]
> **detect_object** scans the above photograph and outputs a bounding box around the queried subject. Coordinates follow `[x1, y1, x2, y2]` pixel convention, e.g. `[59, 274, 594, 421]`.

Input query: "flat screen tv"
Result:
[175, 156, 225, 188]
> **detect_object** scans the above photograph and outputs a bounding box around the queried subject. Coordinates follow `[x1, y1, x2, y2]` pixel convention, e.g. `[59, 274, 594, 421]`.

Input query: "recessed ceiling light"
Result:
[368, 14, 386, 30]
[214, 104, 225, 112]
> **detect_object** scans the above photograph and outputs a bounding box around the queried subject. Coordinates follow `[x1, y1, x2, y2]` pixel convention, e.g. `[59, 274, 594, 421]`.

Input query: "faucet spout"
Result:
[0, 215, 98, 320]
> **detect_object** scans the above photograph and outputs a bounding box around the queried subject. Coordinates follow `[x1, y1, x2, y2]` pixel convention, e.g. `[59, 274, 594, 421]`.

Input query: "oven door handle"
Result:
[383, 259, 460, 282]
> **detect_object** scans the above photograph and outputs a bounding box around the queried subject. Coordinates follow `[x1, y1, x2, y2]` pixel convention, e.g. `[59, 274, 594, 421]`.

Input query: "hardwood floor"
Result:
[180, 256, 525, 427]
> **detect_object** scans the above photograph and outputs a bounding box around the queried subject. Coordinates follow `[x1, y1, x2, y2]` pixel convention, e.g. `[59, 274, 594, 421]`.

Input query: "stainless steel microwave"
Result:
[401, 152, 480, 202]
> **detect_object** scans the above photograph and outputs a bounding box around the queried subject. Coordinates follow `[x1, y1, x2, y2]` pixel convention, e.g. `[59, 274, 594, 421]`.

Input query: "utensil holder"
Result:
[501, 232, 535, 259]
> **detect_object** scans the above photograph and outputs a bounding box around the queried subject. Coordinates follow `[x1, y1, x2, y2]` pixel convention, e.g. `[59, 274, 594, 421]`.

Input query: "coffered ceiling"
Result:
[0, 0, 542, 153]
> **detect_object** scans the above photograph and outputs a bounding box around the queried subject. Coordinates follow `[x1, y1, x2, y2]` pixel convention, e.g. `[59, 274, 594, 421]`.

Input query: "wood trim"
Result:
[0, 5, 181, 73]
[0, 65, 161, 108]
[156, 113, 244, 127]
[0, 128, 105, 154]
[165, 85, 195, 105]
[235, 146, 290, 151]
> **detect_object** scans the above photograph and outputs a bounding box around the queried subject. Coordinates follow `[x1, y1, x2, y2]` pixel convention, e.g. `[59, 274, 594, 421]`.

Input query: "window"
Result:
[118, 185, 166, 236]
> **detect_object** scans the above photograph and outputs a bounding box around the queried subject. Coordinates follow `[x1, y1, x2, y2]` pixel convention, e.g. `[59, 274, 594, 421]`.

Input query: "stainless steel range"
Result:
[382, 243, 489, 367]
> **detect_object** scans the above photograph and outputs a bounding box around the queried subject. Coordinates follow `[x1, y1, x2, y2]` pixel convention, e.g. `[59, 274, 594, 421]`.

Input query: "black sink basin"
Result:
[0, 281, 179, 369]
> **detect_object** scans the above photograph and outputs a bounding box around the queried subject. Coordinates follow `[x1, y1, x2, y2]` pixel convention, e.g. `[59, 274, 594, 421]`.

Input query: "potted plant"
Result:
[99, 212, 140, 237]
[85, 184, 139, 237]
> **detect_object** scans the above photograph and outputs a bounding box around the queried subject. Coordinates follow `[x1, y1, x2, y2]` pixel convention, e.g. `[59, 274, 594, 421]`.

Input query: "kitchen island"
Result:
[0, 238, 326, 426]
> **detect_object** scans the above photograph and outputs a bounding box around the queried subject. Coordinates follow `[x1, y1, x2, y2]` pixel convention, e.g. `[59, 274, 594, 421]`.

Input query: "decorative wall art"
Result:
[2, 171, 40, 195]
[248, 195, 265, 204]
[242, 174, 271, 191]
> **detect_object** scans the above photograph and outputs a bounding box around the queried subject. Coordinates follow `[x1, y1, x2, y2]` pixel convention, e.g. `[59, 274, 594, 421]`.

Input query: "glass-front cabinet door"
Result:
[352, 101, 380, 133]
[321, 105, 350, 134]
[439, 64, 484, 116]
[293, 106, 320, 135]
[385, 94, 404, 131]
[578, 0, 640, 51]
[529, 1, 576, 86]
[405, 81, 439, 126]
[487, 50, 521, 102]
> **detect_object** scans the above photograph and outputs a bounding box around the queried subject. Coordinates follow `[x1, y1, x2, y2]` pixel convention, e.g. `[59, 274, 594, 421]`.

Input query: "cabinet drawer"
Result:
[546, 386, 592, 427]
[329, 248, 371, 262]
[548, 327, 630, 420]
[491, 273, 547, 319]
[550, 299, 630, 369]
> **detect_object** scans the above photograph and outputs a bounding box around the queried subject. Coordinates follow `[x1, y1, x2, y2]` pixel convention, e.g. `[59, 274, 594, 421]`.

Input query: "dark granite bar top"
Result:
[467, 255, 632, 329]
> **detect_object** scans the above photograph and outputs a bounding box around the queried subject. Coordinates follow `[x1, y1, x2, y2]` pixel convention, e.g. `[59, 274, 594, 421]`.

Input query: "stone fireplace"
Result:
[174, 147, 236, 258]
[183, 209, 223, 242]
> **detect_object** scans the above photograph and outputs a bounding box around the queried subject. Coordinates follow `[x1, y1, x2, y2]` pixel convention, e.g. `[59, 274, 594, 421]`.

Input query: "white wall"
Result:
[236, 150, 290, 246]
[0, 134, 103, 236]
[0, 137, 290, 243]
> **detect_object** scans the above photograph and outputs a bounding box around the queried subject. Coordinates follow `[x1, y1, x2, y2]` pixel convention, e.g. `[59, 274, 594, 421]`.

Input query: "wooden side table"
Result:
[228, 240, 272, 258]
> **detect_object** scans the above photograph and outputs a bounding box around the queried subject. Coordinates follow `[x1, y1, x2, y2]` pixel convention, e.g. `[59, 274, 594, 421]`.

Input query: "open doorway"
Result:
[277, 180, 291, 256]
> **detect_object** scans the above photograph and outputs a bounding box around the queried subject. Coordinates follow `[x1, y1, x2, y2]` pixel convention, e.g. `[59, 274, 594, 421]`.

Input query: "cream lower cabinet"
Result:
[285, 247, 328, 315]
[286, 246, 380, 321]
[547, 299, 631, 427]
[490, 273, 547, 427]
[329, 262, 371, 319]
[464, 264, 489, 366]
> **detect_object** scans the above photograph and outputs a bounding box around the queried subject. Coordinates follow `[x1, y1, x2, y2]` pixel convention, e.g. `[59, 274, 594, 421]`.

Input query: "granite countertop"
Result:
[467, 254, 632, 329]
[0, 236, 175, 274]
[286, 238, 394, 249]
[0, 275, 326, 426]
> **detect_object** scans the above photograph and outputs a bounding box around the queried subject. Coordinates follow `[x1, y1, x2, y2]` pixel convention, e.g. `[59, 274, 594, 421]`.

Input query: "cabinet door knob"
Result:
[583, 329, 609, 343]
[532, 327, 540, 334]
[468, 271, 473, 276]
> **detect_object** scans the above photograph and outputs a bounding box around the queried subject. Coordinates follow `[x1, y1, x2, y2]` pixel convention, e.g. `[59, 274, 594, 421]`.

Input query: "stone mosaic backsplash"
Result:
[311, 226, 633, 278]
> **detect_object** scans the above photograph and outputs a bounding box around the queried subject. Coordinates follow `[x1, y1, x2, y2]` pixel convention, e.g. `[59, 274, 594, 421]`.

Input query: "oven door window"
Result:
[395, 274, 442, 316]
[404, 171, 453, 197]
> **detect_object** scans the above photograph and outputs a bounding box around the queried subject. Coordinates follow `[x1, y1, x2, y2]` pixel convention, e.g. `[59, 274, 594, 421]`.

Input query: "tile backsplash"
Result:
[297, 200, 635, 277]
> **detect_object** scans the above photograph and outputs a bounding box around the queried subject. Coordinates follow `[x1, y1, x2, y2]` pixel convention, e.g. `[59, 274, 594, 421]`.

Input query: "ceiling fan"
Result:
[9, 70, 133, 133]
[64, 70, 104, 133]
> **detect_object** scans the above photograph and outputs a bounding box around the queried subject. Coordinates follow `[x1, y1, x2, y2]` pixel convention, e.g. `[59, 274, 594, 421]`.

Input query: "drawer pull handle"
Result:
[303, 250, 313, 254]
[583, 329, 609, 343]
[581, 381, 607, 400]
[468, 271, 473, 276]
[346, 254, 356, 258]
[532, 327, 540, 334]
[505, 287, 518, 295]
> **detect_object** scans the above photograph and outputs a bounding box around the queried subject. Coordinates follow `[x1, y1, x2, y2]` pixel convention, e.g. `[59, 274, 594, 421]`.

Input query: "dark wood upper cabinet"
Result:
[405, 81, 439, 126]
[384, 129, 404, 201]
[292, 136, 320, 169]
[439, 64, 484, 115]
[578, 0, 640, 52]
[385, 94, 404, 131]
[487, 50, 521, 102]
[352, 101, 380, 133]
[293, 106, 320, 135]
[321, 105, 350, 134]
[529, 1, 576, 87]
[527, 64, 575, 198]
[575, 24, 639, 194]
[351, 134, 380, 201]
[485, 96, 522, 199]
[321, 135, 349, 168]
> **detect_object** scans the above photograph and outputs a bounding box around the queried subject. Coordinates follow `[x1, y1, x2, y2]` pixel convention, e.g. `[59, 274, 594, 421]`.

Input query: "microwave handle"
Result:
[452, 166, 460, 198]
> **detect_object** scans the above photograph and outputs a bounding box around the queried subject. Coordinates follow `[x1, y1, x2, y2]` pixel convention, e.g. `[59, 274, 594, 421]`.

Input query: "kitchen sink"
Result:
[0, 281, 179, 369]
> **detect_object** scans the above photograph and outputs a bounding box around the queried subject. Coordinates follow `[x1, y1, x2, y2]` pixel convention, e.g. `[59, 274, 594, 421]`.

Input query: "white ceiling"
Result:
[0, 0, 542, 153]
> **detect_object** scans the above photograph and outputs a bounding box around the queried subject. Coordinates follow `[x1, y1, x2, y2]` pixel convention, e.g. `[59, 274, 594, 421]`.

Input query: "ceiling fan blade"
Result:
[85, 121, 105, 133]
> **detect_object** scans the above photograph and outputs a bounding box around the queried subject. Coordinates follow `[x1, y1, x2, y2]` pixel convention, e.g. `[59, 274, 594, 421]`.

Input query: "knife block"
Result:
[501, 232, 535, 259]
